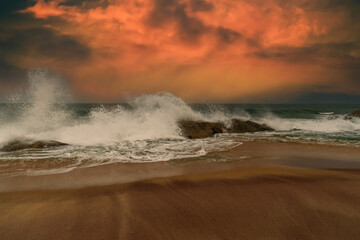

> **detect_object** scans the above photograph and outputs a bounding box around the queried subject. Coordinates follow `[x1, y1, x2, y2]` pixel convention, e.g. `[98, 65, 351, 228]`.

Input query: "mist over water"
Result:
[0, 69, 359, 176]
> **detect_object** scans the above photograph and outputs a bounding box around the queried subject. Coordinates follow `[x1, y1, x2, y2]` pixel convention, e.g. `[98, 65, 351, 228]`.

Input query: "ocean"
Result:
[0, 71, 359, 176]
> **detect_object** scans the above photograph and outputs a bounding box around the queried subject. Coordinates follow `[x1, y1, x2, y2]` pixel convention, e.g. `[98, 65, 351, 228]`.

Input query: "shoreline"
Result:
[1, 140, 360, 192]
[1, 141, 360, 239]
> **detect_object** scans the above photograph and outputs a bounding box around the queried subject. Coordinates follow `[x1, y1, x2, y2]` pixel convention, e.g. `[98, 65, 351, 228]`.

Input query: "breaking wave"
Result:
[0, 69, 359, 176]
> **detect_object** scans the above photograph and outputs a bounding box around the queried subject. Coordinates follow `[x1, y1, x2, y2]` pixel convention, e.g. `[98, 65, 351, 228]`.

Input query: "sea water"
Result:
[0, 70, 359, 176]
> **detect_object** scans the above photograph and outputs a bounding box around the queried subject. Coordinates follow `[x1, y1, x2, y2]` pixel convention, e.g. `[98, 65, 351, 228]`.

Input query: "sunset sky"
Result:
[1, 0, 360, 103]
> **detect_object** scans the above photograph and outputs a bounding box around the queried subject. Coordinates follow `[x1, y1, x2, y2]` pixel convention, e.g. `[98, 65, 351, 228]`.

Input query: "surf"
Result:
[0, 69, 359, 176]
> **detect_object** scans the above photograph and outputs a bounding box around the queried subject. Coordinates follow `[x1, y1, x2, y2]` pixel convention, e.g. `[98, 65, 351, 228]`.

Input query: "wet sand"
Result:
[1, 141, 360, 239]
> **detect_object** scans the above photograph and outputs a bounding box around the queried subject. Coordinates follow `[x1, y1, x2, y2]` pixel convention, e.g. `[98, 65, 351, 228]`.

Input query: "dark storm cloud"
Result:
[174, 4, 208, 40]
[0, 0, 90, 83]
[148, 0, 177, 26]
[1, 0, 35, 16]
[0, 27, 91, 61]
[254, 42, 360, 88]
[189, 0, 214, 12]
[148, 0, 209, 41]
[253, 42, 360, 68]
[1, 0, 70, 33]
[276, 0, 360, 23]
[148, 0, 244, 43]
[251, 0, 360, 88]
[274, 0, 360, 9]
[306, 0, 360, 9]
[0, 25, 91, 83]
[293, 92, 360, 104]
[58, 0, 109, 9]
[0, 59, 26, 82]
[217, 27, 242, 44]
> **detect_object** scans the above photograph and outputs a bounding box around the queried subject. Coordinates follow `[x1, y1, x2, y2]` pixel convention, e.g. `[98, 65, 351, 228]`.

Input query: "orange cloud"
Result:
[17, 0, 358, 102]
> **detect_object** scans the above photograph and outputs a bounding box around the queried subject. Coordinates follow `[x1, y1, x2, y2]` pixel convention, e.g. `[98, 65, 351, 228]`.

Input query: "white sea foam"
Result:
[0, 70, 241, 176]
[259, 112, 360, 133]
[0, 69, 359, 177]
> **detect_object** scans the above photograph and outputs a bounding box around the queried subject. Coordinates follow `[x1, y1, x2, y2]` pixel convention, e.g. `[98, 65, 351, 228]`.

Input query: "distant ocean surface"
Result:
[0, 71, 359, 176]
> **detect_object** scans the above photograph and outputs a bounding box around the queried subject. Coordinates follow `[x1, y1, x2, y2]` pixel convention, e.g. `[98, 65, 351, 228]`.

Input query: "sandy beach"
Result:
[1, 141, 360, 240]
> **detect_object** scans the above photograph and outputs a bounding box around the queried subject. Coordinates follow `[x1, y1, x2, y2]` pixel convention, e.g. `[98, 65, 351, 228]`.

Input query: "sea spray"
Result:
[0, 70, 359, 176]
[23, 69, 72, 132]
[0, 72, 241, 176]
[0, 69, 72, 146]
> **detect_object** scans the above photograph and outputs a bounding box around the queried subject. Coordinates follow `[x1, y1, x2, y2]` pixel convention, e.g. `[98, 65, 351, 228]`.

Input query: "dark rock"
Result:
[227, 119, 274, 133]
[1, 140, 68, 152]
[178, 120, 225, 139]
[178, 119, 274, 139]
[345, 110, 360, 119]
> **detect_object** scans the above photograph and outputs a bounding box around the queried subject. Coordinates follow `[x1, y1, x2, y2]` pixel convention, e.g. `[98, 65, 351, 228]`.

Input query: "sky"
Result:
[0, 0, 360, 103]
